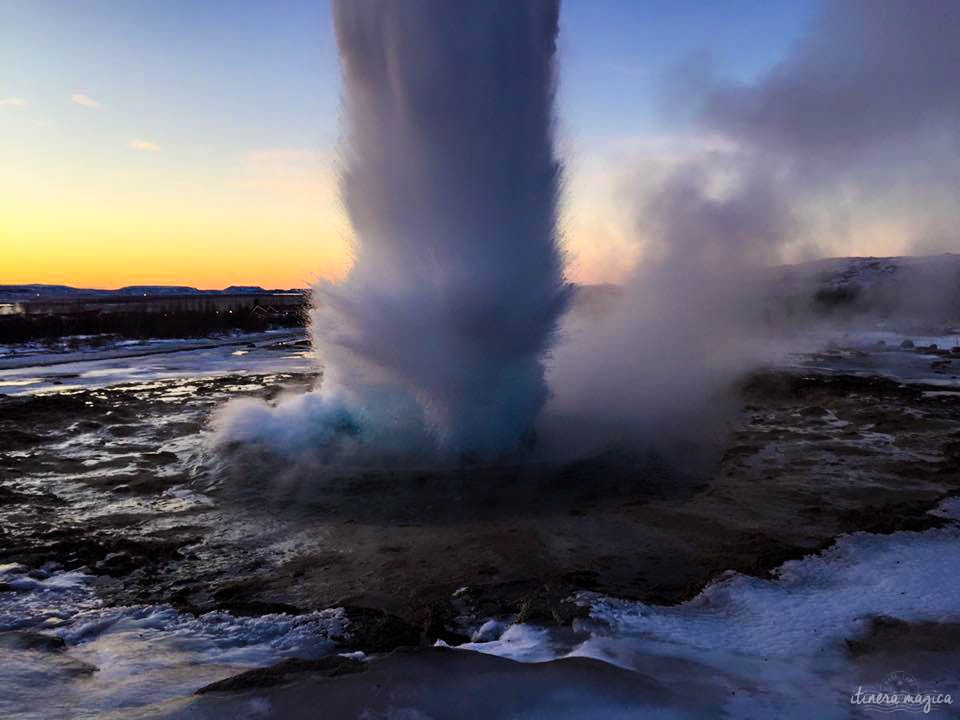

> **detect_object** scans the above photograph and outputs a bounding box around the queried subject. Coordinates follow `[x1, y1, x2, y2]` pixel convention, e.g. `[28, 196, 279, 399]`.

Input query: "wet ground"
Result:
[1, 332, 960, 718]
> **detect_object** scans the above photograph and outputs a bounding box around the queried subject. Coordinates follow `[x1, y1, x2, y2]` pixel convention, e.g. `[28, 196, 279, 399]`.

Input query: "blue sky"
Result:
[0, 0, 820, 286]
[560, 0, 816, 138]
[2, 0, 816, 145]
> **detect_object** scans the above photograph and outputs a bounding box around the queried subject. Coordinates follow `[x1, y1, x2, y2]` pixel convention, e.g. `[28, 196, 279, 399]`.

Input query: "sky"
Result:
[0, 0, 864, 289]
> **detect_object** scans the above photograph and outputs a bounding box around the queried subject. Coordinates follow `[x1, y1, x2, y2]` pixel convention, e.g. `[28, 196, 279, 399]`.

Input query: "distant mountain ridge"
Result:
[771, 253, 960, 318]
[571, 253, 960, 322]
[5, 253, 958, 317]
[0, 284, 304, 302]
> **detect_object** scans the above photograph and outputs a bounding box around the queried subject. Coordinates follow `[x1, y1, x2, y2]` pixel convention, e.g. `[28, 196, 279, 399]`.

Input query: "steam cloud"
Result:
[540, 161, 792, 457]
[541, 0, 960, 453]
[699, 0, 960, 255]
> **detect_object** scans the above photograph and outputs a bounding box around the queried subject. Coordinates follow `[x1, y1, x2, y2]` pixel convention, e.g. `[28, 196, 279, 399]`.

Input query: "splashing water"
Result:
[307, 0, 569, 459]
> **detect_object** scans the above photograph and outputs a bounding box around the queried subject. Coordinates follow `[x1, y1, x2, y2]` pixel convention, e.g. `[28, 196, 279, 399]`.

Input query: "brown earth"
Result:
[2, 363, 958, 652]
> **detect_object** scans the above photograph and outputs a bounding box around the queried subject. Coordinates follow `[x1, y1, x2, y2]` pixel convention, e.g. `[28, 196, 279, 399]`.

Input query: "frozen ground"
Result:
[457, 500, 960, 718]
[1, 326, 959, 718]
[0, 330, 312, 395]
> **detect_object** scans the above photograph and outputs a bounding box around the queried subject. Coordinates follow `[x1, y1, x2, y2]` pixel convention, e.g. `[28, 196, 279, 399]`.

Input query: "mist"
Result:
[539, 0, 960, 455]
[698, 0, 960, 259]
[540, 160, 792, 457]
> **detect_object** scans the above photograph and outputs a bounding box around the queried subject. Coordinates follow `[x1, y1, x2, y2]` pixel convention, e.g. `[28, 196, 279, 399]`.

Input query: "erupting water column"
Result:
[315, 0, 569, 459]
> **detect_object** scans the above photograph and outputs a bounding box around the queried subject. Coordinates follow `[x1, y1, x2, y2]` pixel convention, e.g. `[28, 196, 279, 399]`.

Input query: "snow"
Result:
[0, 330, 313, 396]
[459, 499, 960, 718]
[0, 561, 348, 716]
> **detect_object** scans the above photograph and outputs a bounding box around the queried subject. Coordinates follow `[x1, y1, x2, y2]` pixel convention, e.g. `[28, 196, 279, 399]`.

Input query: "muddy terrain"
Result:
[1, 340, 959, 717]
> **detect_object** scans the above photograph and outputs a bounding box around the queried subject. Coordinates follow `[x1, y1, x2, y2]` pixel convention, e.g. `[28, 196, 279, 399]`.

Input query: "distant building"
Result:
[6, 292, 307, 317]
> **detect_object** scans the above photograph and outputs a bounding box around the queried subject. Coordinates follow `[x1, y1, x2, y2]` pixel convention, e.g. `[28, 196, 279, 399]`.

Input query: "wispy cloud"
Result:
[71, 93, 101, 109]
[0, 97, 29, 107]
[128, 139, 160, 151]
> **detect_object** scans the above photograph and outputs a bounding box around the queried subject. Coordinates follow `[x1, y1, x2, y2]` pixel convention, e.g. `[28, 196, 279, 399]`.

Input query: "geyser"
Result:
[216, 0, 569, 463]
[313, 0, 570, 458]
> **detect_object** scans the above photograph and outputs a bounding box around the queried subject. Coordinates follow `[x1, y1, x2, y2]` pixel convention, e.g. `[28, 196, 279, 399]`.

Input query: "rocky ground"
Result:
[2, 341, 960, 717]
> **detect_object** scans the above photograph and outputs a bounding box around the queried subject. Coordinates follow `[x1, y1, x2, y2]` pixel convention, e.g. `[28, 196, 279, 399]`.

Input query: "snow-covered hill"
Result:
[772, 254, 960, 319]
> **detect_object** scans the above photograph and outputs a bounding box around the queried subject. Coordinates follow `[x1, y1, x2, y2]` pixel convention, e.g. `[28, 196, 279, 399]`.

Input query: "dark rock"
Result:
[413, 601, 471, 645]
[900, 339, 915, 348]
[0, 532, 189, 578]
[0, 630, 66, 652]
[838, 499, 949, 534]
[562, 570, 601, 590]
[0, 486, 51, 505]
[846, 616, 960, 657]
[708, 533, 833, 582]
[138, 451, 179, 467]
[210, 583, 303, 617]
[95, 551, 139, 576]
[196, 655, 366, 694]
[340, 606, 421, 652]
[221, 600, 303, 617]
[515, 584, 589, 625]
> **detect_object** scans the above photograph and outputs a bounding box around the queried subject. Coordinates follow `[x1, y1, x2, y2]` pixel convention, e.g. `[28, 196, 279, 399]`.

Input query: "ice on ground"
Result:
[843, 329, 960, 349]
[0, 330, 313, 396]
[460, 502, 960, 718]
[0, 330, 301, 365]
[0, 562, 348, 718]
[577, 526, 960, 659]
[457, 624, 557, 662]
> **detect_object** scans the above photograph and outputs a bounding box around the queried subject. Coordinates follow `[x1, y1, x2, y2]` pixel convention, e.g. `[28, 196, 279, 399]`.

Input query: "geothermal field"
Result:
[3, 295, 960, 718]
[3, 0, 960, 718]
